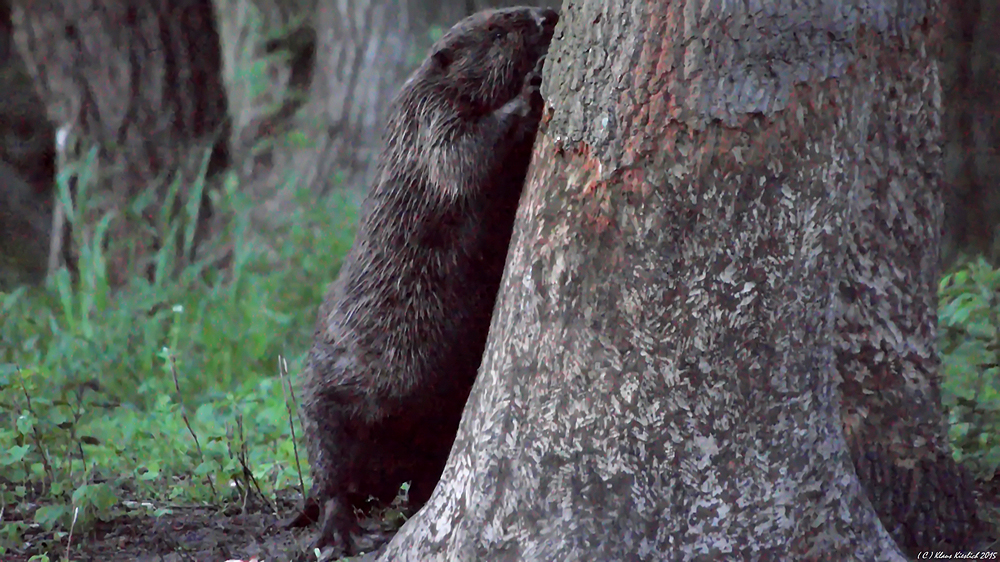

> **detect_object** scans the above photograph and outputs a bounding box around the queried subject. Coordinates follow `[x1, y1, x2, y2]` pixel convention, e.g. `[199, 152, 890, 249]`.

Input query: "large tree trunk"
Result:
[375, 0, 949, 560]
[10, 0, 229, 287]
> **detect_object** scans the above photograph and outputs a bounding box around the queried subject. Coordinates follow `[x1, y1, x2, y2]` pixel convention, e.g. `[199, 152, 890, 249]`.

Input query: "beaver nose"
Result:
[532, 7, 559, 31]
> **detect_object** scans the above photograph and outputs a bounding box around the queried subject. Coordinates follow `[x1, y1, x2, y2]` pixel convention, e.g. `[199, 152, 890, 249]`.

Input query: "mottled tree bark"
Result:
[10, 0, 229, 286]
[834, 1, 989, 554]
[375, 1, 947, 560]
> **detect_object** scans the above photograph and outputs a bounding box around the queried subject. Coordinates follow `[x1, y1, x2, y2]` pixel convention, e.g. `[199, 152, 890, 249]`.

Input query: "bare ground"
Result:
[7, 475, 1000, 561]
[5, 489, 399, 562]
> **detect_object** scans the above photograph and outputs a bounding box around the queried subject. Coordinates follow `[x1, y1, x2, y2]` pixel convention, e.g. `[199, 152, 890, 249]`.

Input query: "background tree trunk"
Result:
[941, 0, 1000, 265]
[0, 0, 54, 193]
[10, 0, 229, 287]
[297, 0, 416, 198]
[375, 0, 947, 559]
[0, 0, 55, 289]
[0, 160, 51, 287]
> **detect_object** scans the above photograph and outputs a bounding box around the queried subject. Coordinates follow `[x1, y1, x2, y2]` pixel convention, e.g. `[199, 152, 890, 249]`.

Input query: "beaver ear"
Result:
[431, 48, 453, 69]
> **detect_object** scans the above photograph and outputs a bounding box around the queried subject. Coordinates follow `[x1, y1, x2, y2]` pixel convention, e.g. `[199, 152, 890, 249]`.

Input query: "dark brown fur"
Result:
[288, 6, 558, 555]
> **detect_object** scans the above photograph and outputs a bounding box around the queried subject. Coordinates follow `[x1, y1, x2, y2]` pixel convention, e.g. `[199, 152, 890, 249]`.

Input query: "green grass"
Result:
[0, 158, 357, 553]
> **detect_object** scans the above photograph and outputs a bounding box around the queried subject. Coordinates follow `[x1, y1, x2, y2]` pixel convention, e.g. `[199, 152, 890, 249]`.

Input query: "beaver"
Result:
[288, 6, 559, 555]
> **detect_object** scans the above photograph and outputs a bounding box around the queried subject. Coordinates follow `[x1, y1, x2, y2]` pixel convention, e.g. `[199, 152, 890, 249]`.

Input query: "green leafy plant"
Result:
[938, 257, 1000, 479]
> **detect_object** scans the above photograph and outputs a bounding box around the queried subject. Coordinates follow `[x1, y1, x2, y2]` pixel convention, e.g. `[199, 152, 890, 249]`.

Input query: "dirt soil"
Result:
[6, 489, 396, 562]
[7, 477, 999, 561]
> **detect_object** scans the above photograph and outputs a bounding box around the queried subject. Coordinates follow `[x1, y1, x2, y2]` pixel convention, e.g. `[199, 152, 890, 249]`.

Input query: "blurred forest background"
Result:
[0, 0, 998, 559]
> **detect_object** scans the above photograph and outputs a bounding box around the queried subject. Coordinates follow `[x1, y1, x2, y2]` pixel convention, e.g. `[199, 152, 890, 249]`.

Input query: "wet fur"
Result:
[290, 7, 558, 555]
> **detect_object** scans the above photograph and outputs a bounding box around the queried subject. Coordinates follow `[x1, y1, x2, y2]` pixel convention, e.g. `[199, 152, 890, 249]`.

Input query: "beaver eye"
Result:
[492, 29, 506, 41]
